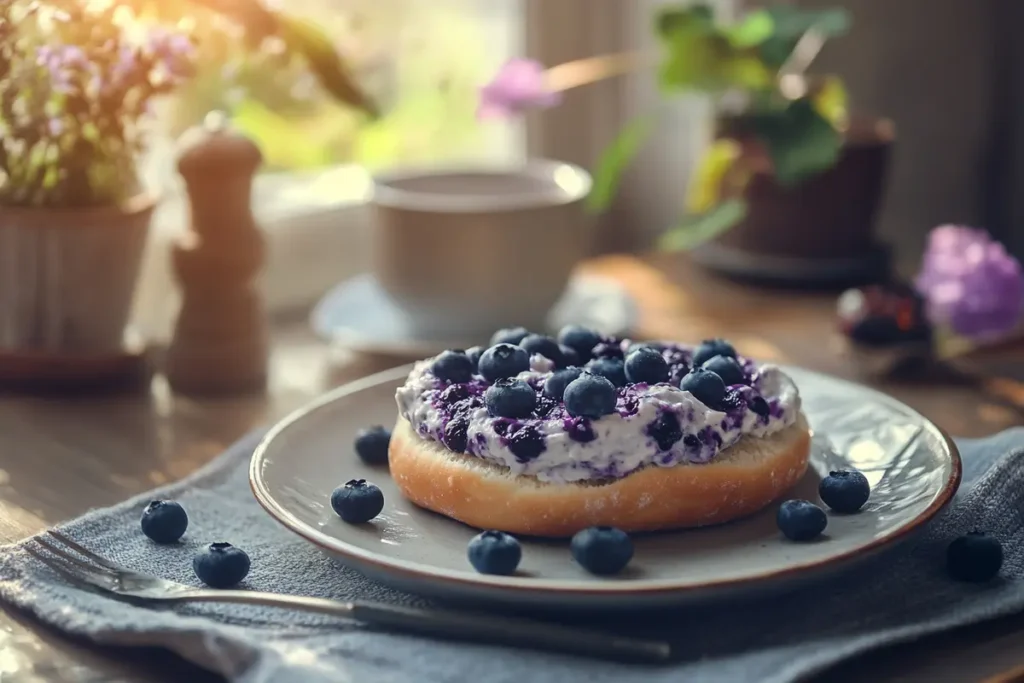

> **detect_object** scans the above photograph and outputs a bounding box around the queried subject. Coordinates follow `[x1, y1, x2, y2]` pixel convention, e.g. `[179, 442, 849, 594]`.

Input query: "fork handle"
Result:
[177, 590, 670, 663]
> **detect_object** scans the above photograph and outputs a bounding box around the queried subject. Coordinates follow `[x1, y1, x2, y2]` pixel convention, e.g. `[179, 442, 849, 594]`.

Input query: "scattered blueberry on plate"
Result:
[478, 343, 531, 382]
[679, 368, 726, 407]
[557, 325, 602, 363]
[819, 470, 871, 513]
[776, 500, 827, 541]
[140, 500, 188, 544]
[431, 350, 475, 384]
[570, 526, 634, 575]
[491, 326, 530, 346]
[354, 425, 391, 466]
[624, 346, 669, 385]
[564, 373, 618, 419]
[519, 334, 564, 366]
[467, 530, 522, 575]
[331, 479, 385, 523]
[701, 355, 745, 386]
[485, 378, 537, 418]
[193, 542, 251, 588]
[543, 367, 584, 400]
[692, 338, 737, 367]
[947, 531, 1003, 583]
[586, 357, 627, 387]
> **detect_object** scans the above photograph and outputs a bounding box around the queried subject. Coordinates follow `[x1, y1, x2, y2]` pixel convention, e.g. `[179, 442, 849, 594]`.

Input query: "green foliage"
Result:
[758, 6, 851, 69]
[658, 198, 748, 250]
[587, 115, 654, 213]
[747, 98, 842, 187]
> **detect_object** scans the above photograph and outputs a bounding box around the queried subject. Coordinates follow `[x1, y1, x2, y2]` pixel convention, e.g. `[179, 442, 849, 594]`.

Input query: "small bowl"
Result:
[370, 159, 593, 339]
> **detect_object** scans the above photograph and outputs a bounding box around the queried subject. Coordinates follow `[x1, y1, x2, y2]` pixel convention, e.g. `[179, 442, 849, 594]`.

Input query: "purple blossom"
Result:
[477, 58, 560, 120]
[145, 27, 194, 80]
[915, 225, 1024, 339]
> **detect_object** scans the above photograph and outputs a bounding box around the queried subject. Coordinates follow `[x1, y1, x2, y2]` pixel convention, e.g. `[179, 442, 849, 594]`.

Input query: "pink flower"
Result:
[477, 58, 560, 120]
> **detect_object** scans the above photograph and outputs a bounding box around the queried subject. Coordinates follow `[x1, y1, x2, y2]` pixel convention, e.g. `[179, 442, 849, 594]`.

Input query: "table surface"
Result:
[3, 254, 1024, 683]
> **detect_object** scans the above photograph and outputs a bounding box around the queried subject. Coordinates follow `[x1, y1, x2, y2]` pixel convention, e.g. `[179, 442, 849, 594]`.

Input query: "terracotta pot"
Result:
[0, 193, 156, 353]
[690, 117, 895, 288]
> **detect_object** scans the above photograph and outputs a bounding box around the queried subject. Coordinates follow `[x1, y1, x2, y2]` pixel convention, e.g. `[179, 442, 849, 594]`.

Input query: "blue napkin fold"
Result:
[1, 427, 1023, 683]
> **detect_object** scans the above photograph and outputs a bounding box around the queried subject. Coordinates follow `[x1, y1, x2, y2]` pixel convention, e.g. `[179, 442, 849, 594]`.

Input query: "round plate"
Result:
[250, 366, 961, 611]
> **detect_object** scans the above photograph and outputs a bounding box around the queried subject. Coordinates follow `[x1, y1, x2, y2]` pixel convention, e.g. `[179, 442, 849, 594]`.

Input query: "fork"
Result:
[26, 530, 671, 663]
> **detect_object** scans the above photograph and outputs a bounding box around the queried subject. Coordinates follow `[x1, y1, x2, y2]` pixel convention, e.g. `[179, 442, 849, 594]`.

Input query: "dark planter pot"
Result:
[690, 117, 895, 289]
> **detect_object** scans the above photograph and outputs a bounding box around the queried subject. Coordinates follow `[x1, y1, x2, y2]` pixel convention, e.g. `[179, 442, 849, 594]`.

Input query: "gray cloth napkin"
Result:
[2, 427, 1024, 683]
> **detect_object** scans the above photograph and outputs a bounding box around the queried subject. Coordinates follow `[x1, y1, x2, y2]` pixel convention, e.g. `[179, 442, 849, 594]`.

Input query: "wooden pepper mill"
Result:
[164, 112, 269, 395]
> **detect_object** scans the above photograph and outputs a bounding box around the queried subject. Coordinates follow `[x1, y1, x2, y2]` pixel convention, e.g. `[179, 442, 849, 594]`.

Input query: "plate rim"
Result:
[250, 364, 963, 597]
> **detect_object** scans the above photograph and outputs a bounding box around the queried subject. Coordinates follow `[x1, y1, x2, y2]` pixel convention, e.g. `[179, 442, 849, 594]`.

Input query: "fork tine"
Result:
[24, 545, 109, 590]
[46, 529, 125, 571]
[33, 536, 117, 583]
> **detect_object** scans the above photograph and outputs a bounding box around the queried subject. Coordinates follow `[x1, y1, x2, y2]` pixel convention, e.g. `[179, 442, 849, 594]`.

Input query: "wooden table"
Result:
[2, 255, 1023, 683]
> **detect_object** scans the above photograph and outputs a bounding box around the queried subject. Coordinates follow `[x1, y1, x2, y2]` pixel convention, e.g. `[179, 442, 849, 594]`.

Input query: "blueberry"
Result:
[331, 479, 385, 523]
[679, 368, 726, 407]
[467, 530, 522, 575]
[586, 358, 627, 387]
[591, 342, 625, 360]
[749, 395, 770, 418]
[543, 367, 584, 400]
[485, 378, 537, 418]
[140, 500, 188, 544]
[478, 343, 530, 382]
[354, 425, 391, 466]
[776, 500, 827, 541]
[557, 325, 602, 362]
[507, 425, 546, 462]
[693, 338, 737, 367]
[519, 334, 563, 365]
[818, 470, 871, 513]
[558, 345, 580, 368]
[465, 346, 484, 370]
[570, 526, 634, 575]
[646, 411, 682, 451]
[624, 347, 670, 384]
[947, 531, 1003, 583]
[564, 373, 618, 419]
[443, 416, 469, 453]
[440, 384, 470, 404]
[431, 350, 474, 384]
[701, 354, 745, 386]
[491, 326, 530, 346]
[193, 542, 250, 588]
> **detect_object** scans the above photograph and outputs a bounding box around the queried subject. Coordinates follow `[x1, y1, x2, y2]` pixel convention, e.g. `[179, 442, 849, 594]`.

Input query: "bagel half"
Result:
[389, 412, 812, 537]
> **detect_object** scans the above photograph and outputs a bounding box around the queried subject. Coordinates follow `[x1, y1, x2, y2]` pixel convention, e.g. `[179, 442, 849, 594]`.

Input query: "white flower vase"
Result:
[0, 193, 157, 354]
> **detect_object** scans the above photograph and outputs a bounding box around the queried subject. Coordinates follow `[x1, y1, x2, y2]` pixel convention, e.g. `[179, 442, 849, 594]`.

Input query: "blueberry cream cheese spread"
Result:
[394, 337, 801, 484]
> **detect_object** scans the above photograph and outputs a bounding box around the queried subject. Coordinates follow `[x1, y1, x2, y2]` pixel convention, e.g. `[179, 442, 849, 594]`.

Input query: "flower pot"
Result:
[690, 117, 895, 288]
[0, 194, 156, 353]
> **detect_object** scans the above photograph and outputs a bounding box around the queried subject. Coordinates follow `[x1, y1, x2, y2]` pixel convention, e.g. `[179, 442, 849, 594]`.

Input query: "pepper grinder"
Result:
[164, 112, 269, 395]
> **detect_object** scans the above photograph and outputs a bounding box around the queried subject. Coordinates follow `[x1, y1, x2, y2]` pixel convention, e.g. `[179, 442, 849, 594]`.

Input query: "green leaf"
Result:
[758, 6, 851, 69]
[749, 98, 841, 186]
[587, 115, 654, 213]
[655, 4, 715, 38]
[723, 9, 775, 48]
[658, 198, 747, 251]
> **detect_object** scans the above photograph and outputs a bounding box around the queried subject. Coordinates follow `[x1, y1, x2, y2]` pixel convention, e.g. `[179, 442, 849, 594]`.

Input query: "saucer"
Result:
[310, 272, 638, 357]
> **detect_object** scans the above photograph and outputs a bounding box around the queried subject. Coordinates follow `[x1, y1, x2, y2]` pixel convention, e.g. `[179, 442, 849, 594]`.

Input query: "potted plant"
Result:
[0, 0, 376, 356]
[479, 3, 891, 287]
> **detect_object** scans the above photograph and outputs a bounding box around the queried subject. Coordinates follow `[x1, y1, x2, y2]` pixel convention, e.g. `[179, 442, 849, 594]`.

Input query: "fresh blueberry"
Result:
[543, 367, 584, 400]
[193, 542, 250, 588]
[354, 425, 391, 466]
[693, 338, 737, 367]
[570, 526, 634, 575]
[586, 358, 627, 387]
[519, 333, 563, 363]
[507, 425, 546, 461]
[478, 343, 531, 382]
[465, 346, 484, 370]
[749, 395, 770, 418]
[431, 350, 474, 383]
[679, 368, 726, 407]
[564, 373, 618, 418]
[491, 326, 530, 346]
[467, 530, 522, 575]
[443, 416, 469, 453]
[140, 500, 188, 544]
[558, 345, 580, 368]
[331, 479, 385, 523]
[776, 500, 827, 541]
[557, 325, 602, 362]
[440, 384, 470, 404]
[701, 355, 745, 386]
[591, 342, 625, 360]
[818, 470, 871, 513]
[646, 411, 683, 451]
[485, 378, 537, 418]
[947, 531, 1003, 583]
[624, 347, 670, 385]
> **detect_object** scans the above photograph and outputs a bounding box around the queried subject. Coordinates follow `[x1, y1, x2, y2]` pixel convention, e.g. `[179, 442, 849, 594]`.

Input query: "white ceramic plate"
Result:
[250, 366, 961, 611]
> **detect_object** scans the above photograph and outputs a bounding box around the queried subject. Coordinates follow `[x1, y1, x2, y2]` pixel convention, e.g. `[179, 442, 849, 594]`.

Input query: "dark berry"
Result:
[478, 343, 530, 382]
[646, 411, 682, 451]
[193, 542, 250, 588]
[354, 426, 391, 466]
[701, 355, 746, 386]
[558, 345, 580, 368]
[570, 526, 633, 575]
[507, 425, 546, 462]
[679, 368, 726, 407]
[331, 479, 385, 523]
[440, 383, 470, 404]
[749, 395, 770, 418]
[431, 350, 474, 383]
[485, 378, 537, 418]
[591, 342, 624, 360]
[624, 347, 670, 385]
[443, 417, 469, 453]
[565, 417, 596, 443]
[465, 346, 484, 370]
[837, 285, 931, 347]
[586, 358, 627, 387]
[543, 367, 583, 400]
[491, 326, 530, 346]
[519, 334, 563, 365]
[467, 530, 522, 575]
[564, 373, 618, 419]
[557, 325, 602, 362]
[140, 500, 188, 544]
[818, 470, 871, 513]
[776, 500, 827, 541]
[947, 532, 1003, 583]
[693, 338, 737, 367]
[719, 390, 744, 411]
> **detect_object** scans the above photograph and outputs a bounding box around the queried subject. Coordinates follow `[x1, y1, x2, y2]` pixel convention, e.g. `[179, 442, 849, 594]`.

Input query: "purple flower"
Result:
[145, 27, 194, 80]
[477, 58, 560, 120]
[915, 225, 1024, 339]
